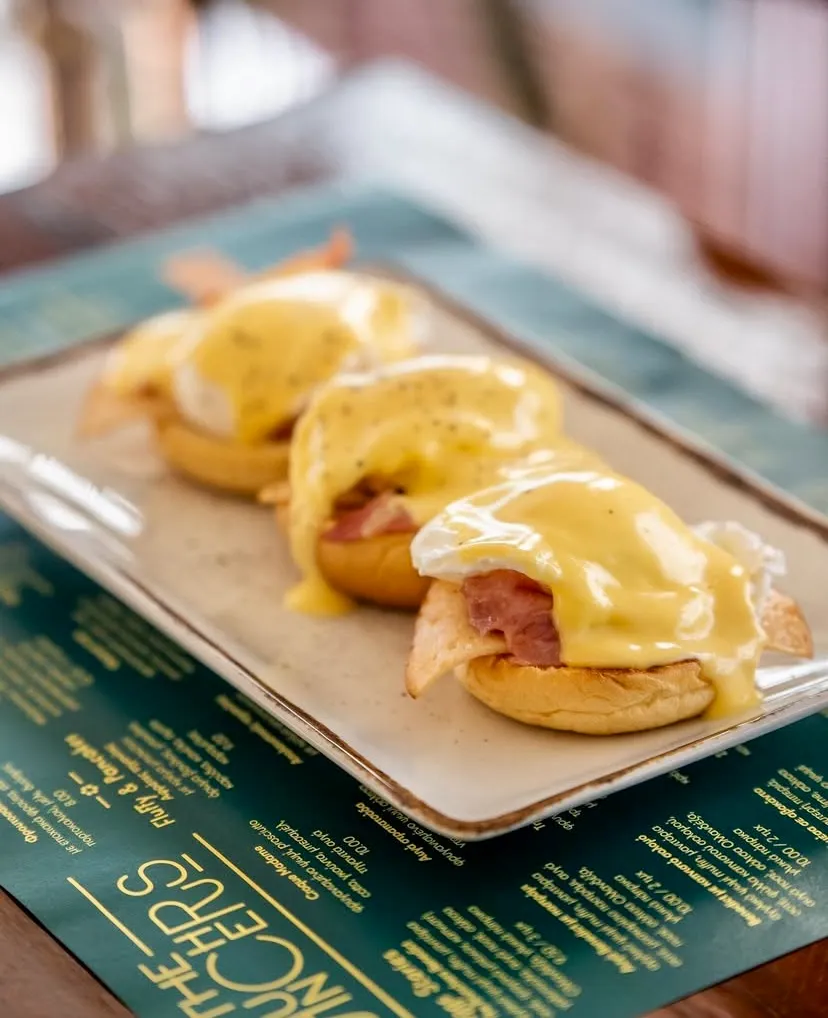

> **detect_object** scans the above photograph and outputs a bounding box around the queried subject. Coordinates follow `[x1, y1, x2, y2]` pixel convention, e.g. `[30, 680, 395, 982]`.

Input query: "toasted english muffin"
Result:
[154, 418, 290, 497]
[76, 228, 355, 499]
[268, 494, 426, 608]
[406, 581, 813, 734]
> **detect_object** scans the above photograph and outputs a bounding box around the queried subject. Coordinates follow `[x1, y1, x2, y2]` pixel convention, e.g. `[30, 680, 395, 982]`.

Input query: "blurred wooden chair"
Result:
[13, 0, 103, 156]
[15, 0, 541, 158]
[510, 0, 828, 298]
[13, 0, 194, 157]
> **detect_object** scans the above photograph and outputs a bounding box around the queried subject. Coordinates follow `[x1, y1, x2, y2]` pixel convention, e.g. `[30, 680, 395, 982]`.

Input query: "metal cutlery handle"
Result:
[0, 435, 141, 539]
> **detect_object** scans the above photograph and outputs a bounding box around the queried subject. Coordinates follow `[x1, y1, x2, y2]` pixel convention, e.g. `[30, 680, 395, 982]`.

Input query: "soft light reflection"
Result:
[24, 491, 135, 570]
[0, 11, 54, 192]
[582, 561, 615, 607]
[27, 491, 91, 533]
[28, 455, 142, 537]
[635, 509, 706, 585]
[0, 435, 29, 465]
[677, 591, 714, 641]
[184, 0, 334, 131]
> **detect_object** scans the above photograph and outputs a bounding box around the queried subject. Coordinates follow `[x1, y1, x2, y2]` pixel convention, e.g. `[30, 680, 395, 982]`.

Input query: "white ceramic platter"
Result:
[0, 276, 826, 840]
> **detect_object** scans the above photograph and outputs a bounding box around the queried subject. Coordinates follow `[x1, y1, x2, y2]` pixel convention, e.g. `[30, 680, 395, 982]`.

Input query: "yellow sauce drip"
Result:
[168, 271, 420, 443]
[286, 355, 580, 613]
[284, 575, 354, 616]
[414, 466, 764, 716]
[102, 309, 198, 398]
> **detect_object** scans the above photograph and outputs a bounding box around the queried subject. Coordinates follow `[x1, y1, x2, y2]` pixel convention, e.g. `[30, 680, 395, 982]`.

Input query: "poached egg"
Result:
[101, 271, 423, 443]
[100, 308, 199, 399]
[411, 464, 782, 717]
[285, 354, 579, 614]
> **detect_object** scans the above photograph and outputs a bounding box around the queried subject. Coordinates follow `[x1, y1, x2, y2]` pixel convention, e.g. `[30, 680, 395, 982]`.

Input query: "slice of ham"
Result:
[323, 492, 416, 542]
[462, 569, 561, 667]
[405, 580, 507, 697]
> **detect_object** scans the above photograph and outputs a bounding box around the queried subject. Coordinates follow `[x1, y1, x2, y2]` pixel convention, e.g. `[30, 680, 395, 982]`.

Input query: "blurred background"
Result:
[1, 0, 826, 297]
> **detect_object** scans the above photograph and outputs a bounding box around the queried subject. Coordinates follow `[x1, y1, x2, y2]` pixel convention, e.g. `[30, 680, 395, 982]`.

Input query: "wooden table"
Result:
[0, 61, 825, 1018]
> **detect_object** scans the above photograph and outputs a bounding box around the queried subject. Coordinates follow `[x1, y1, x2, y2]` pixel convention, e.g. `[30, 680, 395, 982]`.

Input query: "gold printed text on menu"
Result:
[0, 722, 241, 858]
[0, 761, 93, 853]
[67, 834, 412, 1018]
[67, 720, 237, 833]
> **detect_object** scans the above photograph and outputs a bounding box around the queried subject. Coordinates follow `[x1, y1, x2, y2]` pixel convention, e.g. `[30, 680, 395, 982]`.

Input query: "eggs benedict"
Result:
[77, 234, 425, 496]
[77, 307, 200, 438]
[77, 228, 353, 442]
[274, 354, 594, 614]
[405, 464, 812, 733]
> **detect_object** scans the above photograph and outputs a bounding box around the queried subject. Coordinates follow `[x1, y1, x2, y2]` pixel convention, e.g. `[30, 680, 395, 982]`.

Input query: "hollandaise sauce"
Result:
[285, 355, 573, 615]
[168, 272, 420, 444]
[411, 466, 765, 717]
[102, 308, 199, 398]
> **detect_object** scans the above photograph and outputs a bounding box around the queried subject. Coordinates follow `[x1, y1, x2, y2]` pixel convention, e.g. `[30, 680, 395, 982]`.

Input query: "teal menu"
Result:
[1, 514, 828, 1018]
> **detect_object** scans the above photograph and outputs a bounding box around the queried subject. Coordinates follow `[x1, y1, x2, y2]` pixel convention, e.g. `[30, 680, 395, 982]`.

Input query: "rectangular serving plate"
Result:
[0, 272, 826, 841]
